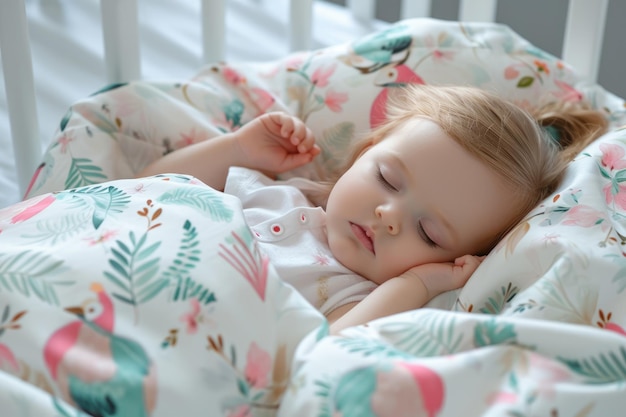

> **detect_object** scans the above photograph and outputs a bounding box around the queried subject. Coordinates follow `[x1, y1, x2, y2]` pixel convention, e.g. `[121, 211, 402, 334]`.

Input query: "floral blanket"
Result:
[2, 17, 626, 416]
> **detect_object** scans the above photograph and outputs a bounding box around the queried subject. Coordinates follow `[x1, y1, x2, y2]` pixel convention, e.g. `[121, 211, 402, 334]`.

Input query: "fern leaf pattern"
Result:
[474, 318, 518, 347]
[65, 157, 107, 189]
[60, 185, 131, 229]
[158, 188, 233, 222]
[559, 346, 626, 383]
[333, 337, 413, 359]
[479, 282, 520, 314]
[21, 211, 90, 244]
[379, 311, 463, 356]
[163, 220, 216, 305]
[104, 230, 166, 306]
[0, 251, 71, 305]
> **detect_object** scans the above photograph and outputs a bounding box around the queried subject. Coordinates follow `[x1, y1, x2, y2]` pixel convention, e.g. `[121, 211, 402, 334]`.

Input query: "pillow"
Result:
[23, 18, 626, 198]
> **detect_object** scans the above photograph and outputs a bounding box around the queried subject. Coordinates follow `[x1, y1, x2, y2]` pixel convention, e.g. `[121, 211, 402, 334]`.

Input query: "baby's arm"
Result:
[327, 255, 482, 334]
[137, 112, 320, 190]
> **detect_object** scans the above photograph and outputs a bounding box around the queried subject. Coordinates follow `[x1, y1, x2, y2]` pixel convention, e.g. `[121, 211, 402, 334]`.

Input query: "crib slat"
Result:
[562, 0, 608, 83]
[347, 0, 376, 22]
[458, 0, 497, 22]
[100, 0, 141, 83]
[0, 0, 41, 194]
[290, 0, 313, 51]
[401, 0, 432, 19]
[202, 0, 226, 63]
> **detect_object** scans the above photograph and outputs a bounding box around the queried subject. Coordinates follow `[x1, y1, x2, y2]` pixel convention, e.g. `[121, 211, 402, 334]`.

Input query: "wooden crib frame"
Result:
[0, 0, 610, 195]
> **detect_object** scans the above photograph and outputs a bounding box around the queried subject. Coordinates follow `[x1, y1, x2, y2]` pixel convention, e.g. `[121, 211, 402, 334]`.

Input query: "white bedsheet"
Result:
[0, 0, 386, 209]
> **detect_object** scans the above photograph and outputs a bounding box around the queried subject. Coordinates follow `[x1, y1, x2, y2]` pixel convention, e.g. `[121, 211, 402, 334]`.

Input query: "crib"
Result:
[0, 0, 613, 205]
[1, 1, 626, 416]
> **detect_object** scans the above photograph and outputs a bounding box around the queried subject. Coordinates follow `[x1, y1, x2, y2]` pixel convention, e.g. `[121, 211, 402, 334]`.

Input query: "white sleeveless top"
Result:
[224, 167, 376, 315]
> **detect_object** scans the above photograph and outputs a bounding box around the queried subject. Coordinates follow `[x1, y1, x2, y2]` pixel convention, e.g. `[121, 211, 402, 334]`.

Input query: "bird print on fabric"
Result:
[43, 283, 157, 417]
[369, 64, 424, 129]
[340, 24, 413, 74]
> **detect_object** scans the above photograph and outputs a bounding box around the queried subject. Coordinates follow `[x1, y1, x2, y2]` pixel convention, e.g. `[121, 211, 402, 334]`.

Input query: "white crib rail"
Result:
[101, 0, 142, 83]
[562, 0, 609, 83]
[0, 0, 611, 196]
[0, 0, 41, 194]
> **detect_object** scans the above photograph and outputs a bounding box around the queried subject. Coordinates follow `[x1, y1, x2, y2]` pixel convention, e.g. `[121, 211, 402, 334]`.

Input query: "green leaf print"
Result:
[517, 76, 534, 88]
[157, 188, 233, 222]
[22, 211, 90, 244]
[333, 337, 413, 359]
[90, 82, 128, 96]
[479, 282, 520, 314]
[314, 376, 334, 417]
[559, 346, 626, 383]
[379, 311, 463, 356]
[474, 318, 518, 347]
[59, 108, 72, 132]
[65, 157, 107, 190]
[61, 185, 130, 229]
[164, 220, 216, 305]
[52, 396, 92, 417]
[104, 230, 166, 306]
[0, 251, 71, 305]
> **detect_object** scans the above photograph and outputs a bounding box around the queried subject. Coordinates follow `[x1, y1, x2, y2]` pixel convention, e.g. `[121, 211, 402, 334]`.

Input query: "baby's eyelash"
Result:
[376, 168, 397, 192]
[418, 220, 438, 248]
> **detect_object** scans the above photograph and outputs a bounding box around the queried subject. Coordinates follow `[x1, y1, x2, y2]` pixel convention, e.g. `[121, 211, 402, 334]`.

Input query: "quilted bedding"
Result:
[1, 18, 626, 416]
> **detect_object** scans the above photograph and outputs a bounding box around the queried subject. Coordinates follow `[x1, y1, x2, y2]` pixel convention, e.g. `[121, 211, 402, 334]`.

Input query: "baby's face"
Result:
[325, 118, 520, 284]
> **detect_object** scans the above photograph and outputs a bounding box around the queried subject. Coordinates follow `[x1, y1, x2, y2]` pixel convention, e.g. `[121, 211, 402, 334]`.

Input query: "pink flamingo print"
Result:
[43, 282, 157, 416]
[370, 64, 425, 129]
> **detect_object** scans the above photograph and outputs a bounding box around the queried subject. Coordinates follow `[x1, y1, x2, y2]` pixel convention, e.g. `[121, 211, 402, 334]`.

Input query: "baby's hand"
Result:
[402, 255, 484, 300]
[234, 112, 320, 176]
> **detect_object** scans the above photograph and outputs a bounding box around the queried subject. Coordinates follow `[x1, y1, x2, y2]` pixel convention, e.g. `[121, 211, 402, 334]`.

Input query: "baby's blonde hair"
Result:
[318, 84, 607, 250]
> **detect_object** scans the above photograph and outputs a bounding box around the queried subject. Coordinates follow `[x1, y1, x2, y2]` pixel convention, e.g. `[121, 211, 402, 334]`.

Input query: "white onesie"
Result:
[224, 167, 377, 315]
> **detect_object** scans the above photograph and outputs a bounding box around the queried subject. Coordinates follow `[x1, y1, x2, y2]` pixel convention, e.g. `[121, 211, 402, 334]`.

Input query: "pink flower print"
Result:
[504, 64, 520, 80]
[561, 204, 606, 227]
[552, 80, 583, 102]
[175, 127, 211, 149]
[371, 363, 444, 417]
[244, 342, 271, 389]
[180, 298, 202, 334]
[0, 343, 19, 372]
[324, 89, 348, 112]
[57, 133, 73, 154]
[424, 35, 454, 63]
[222, 66, 246, 85]
[534, 59, 550, 75]
[311, 63, 337, 88]
[313, 250, 330, 266]
[227, 405, 251, 417]
[604, 182, 626, 211]
[487, 391, 518, 405]
[600, 143, 626, 171]
[284, 53, 307, 71]
[431, 49, 454, 63]
[85, 230, 119, 246]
